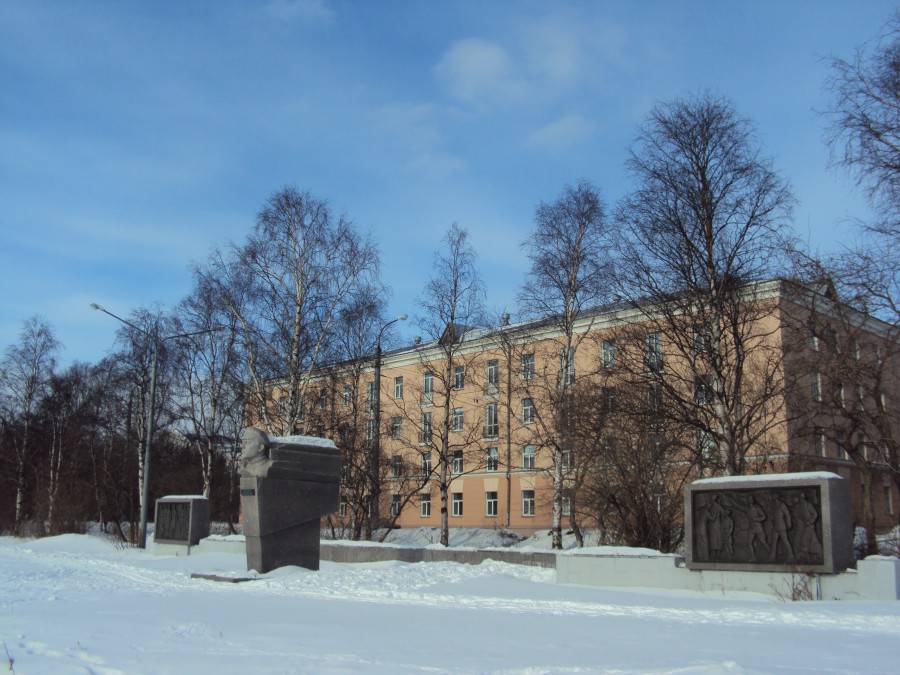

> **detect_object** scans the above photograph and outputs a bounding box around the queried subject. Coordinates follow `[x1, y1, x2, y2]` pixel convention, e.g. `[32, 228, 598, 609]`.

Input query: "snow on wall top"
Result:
[692, 471, 841, 486]
[268, 434, 337, 449]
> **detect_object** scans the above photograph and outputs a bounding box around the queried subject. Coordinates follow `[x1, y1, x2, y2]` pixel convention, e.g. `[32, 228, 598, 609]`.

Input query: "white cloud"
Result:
[526, 114, 594, 153]
[434, 38, 528, 110]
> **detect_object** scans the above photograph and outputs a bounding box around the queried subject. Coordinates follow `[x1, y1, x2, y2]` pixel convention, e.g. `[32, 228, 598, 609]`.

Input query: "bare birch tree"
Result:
[415, 223, 486, 546]
[173, 273, 245, 501]
[0, 316, 59, 534]
[201, 187, 380, 437]
[518, 181, 613, 549]
[615, 92, 795, 477]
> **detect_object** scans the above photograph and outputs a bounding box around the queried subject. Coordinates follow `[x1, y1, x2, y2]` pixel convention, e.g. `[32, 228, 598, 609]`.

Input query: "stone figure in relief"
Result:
[694, 494, 711, 559]
[707, 494, 726, 560]
[721, 508, 734, 560]
[769, 494, 794, 561]
[792, 491, 823, 562]
[241, 427, 272, 477]
[747, 496, 768, 562]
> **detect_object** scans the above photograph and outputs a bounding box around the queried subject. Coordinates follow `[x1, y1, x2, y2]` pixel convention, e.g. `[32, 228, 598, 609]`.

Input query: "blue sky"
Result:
[1, 0, 893, 365]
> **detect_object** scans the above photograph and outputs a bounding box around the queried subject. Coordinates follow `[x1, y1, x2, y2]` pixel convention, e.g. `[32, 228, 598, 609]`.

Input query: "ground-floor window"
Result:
[452, 492, 463, 517]
[420, 493, 431, 517]
[522, 489, 535, 516]
[485, 491, 498, 517]
[390, 494, 401, 517]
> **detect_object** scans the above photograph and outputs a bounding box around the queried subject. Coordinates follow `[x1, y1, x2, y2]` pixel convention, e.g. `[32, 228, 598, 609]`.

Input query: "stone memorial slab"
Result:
[239, 428, 340, 573]
[685, 472, 852, 574]
[154, 496, 210, 546]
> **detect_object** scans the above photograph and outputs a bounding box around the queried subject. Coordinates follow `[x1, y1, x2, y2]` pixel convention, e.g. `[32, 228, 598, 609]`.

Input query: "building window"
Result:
[394, 376, 404, 399]
[365, 419, 376, 445]
[522, 398, 535, 424]
[601, 339, 616, 369]
[835, 380, 845, 409]
[452, 450, 464, 474]
[522, 490, 535, 516]
[693, 324, 713, 356]
[561, 446, 573, 471]
[884, 483, 893, 515]
[814, 428, 826, 458]
[420, 493, 431, 517]
[811, 371, 822, 402]
[366, 381, 376, 414]
[391, 416, 402, 439]
[452, 492, 463, 517]
[420, 412, 433, 444]
[485, 491, 498, 517]
[696, 429, 715, 461]
[421, 371, 434, 405]
[856, 385, 865, 411]
[486, 447, 499, 472]
[852, 340, 861, 362]
[694, 375, 714, 405]
[601, 386, 618, 412]
[562, 493, 572, 517]
[452, 407, 464, 431]
[454, 365, 465, 390]
[835, 429, 848, 460]
[522, 444, 536, 470]
[486, 359, 499, 395]
[560, 347, 575, 385]
[484, 403, 499, 438]
[391, 494, 402, 517]
[318, 387, 328, 411]
[807, 321, 819, 351]
[339, 499, 347, 518]
[645, 332, 663, 374]
[392, 455, 403, 478]
[339, 424, 351, 445]
[342, 385, 352, 408]
[522, 353, 535, 380]
[277, 395, 287, 415]
[421, 450, 432, 476]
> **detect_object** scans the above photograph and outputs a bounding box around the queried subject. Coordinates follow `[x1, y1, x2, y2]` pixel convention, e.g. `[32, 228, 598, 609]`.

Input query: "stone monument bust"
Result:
[240, 427, 272, 477]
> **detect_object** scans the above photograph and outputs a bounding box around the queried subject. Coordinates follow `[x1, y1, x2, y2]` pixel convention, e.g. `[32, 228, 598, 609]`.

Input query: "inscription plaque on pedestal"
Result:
[685, 473, 852, 573]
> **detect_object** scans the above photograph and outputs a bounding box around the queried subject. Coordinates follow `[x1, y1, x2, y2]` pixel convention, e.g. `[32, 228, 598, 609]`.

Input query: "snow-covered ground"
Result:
[3, 533, 899, 674]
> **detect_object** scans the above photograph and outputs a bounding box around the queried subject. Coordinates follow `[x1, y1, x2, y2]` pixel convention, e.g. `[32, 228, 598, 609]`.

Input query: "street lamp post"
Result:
[91, 303, 222, 548]
[370, 313, 407, 535]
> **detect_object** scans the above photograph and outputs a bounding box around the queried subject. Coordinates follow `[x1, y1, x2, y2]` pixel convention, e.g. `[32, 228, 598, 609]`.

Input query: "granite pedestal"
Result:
[239, 430, 340, 573]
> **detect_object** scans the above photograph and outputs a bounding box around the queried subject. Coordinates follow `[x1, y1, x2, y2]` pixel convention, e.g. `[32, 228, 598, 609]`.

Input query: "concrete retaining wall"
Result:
[321, 542, 556, 568]
[556, 551, 900, 600]
[152, 535, 899, 600]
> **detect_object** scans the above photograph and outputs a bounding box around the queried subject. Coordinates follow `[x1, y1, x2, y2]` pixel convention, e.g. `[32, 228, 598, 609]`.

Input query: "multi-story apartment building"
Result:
[263, 279, 898, 543]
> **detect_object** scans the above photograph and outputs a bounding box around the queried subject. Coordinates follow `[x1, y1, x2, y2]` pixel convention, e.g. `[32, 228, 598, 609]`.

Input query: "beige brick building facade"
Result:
[264, 280, 898, 541]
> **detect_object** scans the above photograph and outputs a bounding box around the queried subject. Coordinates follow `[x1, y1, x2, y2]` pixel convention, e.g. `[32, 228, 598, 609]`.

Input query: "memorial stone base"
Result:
[685, 472, 853, 574]
[239, 430, 340, 573]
